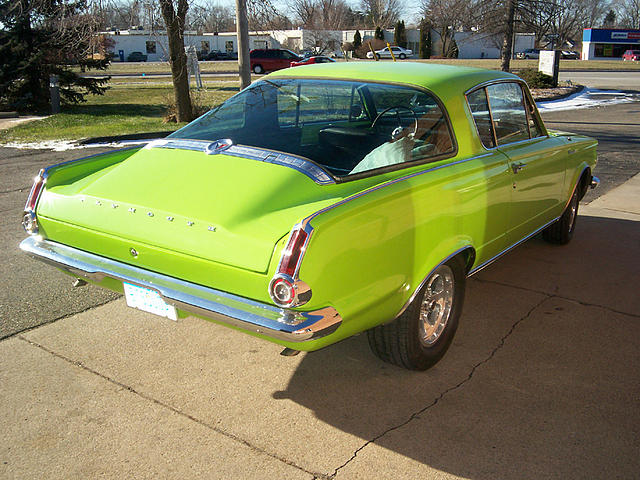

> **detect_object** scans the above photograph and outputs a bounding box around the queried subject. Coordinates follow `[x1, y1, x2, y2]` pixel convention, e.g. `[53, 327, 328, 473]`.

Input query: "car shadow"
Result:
[273, 214, 640, 479]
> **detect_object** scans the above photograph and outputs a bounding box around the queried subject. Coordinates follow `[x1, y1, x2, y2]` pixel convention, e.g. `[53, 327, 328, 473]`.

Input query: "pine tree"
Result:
[394, 20, 407, 48]
[353, 30, 362, 51]
[0, 0, 110, 112]
[419, 19, 432, 59]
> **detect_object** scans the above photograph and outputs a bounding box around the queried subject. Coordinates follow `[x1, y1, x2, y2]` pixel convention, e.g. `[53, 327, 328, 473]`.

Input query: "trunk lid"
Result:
[38, 146, 339, 273]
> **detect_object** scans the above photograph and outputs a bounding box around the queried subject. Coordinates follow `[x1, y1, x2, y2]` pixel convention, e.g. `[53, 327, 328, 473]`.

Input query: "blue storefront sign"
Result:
[583, 28, 640, 59]
[583, 29, 640, 43]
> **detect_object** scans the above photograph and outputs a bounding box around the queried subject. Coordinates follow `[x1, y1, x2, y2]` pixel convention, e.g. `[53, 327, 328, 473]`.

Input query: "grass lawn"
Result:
[77, 61, 239, 75]
[0, 83, 238, 143]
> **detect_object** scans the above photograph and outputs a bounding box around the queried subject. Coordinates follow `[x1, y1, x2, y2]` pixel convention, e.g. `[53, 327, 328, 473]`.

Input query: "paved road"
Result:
[87, 69, 640, 90]
[1, 101, 638, 339]
[0, 147, 120, 339]
[559, 70, 640, 90]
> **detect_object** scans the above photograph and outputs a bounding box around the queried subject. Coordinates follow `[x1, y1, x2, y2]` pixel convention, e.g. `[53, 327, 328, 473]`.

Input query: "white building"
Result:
[100, 28, 536, 61]
[102, 30, 273, 61]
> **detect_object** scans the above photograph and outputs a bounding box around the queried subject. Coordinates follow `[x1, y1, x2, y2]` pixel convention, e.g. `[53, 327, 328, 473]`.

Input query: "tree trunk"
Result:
[235, 0, 251, 89]
[160, 0, 193, 122]
[501, 0, 516, 72]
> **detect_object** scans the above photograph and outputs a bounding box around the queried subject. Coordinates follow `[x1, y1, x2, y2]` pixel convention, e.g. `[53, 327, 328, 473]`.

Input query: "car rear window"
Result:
[170, 78, 455, 179]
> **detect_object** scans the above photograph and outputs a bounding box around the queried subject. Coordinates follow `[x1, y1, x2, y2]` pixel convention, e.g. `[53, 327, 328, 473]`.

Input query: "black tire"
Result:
[543, 187, 579, 245]
[253, 64, 264, 74]
[367, 255, 466, 370]
[399, 53, 406, 59]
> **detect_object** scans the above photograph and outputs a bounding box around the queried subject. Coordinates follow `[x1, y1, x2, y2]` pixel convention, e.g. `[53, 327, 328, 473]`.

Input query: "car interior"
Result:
[170, 79, 455, 179]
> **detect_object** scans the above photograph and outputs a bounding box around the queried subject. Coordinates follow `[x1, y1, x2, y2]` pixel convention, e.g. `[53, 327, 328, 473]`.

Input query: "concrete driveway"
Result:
[2, 174, 639, 479]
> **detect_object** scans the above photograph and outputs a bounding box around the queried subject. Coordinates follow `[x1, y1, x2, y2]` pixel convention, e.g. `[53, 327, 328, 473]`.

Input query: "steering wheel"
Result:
[371, 106, 418, 141]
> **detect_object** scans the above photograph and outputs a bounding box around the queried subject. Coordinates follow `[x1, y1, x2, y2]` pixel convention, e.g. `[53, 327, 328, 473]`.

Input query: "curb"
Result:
[532, 85, 585, 102]
[77, 130, 174, 145]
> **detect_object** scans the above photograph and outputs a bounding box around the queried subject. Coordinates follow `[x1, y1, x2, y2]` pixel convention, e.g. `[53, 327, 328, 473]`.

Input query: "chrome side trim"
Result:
[41, 145, 141, 179]
[468, 217, 560, 276]
[20, 237, 342, 342]
[300, 154, 492, 228]
[146, 139, 335, 185]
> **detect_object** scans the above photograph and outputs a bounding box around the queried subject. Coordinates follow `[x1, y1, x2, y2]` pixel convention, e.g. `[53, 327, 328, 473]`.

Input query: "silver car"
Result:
[367, 46, 413, 60]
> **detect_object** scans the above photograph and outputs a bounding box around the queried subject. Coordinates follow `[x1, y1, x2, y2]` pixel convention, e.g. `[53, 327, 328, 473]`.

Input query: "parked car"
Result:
[203, 50, 237, 61]
[622, 49, 640, 61]
[249, 48, 301, 73]
[516, 48, 541, 59]
[366, 46, 413, 59]
[290, 56, 336, 67]
[126, 51, 147, 62]
[20, 63, 598, 371]
[561, 50, 579, 59]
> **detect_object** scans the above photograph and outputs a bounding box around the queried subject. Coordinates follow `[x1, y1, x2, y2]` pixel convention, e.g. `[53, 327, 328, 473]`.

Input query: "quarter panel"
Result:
[297, 151, 512, 339]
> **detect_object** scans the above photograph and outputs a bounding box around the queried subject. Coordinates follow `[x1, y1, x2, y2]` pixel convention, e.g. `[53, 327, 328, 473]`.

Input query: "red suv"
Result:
[622, 50, 640, 61]
[250, 49, 301, 74]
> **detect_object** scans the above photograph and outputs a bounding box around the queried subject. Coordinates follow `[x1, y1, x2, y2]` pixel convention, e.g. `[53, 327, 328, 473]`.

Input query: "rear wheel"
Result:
[399, 53, 406, 59]
[367, 255, 466, 370]
[543, 187, 579, 245]
[253, 64, 264, 74]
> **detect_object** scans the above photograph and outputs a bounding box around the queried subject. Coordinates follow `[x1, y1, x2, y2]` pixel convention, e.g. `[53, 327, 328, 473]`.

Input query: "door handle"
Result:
[511, 162, 527, 174]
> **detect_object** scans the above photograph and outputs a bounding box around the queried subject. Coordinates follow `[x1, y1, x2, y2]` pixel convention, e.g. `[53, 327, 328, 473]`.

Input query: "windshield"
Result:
[170, 78, 454, 178]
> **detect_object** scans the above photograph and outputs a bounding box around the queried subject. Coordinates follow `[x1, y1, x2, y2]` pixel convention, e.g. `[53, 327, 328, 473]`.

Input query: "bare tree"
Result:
[361, 0, 402, 28]
[159, 0, 193, 122]
[187, 2, 235, 32]
[617, 0, 640, 27]
[293, 0, 346, 28]
[421, 0, 470, 57]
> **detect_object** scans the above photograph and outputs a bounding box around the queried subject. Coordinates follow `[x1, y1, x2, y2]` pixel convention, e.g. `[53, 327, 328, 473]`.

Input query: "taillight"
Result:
[25, 170, 45, 212]
[279, 228, 308, 277]
[269, 224, 312, 308]
[22, 170, 45, 235]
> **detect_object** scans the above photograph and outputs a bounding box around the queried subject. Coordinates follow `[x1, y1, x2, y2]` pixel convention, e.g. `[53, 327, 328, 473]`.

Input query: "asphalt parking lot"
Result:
[1, 101, 639, 479]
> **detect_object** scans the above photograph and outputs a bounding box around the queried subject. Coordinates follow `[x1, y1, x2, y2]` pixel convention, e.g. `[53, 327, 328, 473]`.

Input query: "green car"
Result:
[20, 63, 598, 370]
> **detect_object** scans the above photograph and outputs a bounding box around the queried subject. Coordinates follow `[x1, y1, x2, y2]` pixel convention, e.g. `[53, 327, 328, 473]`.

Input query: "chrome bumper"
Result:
[19, 236, 342, 342]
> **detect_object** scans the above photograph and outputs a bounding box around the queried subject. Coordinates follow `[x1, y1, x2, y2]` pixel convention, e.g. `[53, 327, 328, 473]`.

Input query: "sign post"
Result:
[538, 50, 561, 87]
[49, 75, 60, 114]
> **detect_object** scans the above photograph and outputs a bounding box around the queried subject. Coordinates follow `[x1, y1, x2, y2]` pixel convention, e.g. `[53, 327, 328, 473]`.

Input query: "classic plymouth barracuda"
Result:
[20, 63, 598, 370]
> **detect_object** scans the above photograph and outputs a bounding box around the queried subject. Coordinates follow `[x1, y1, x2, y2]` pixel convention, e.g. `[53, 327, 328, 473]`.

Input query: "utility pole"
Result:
[235, 0, 251, 90]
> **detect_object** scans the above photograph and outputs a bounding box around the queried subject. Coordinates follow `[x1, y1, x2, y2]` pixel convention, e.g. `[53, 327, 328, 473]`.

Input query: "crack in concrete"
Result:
[0, 187, 29, 195]
[0, 297, 120, 342]
[17, 336, 323, 479]
[472, 277, 640, 318]
[329, 295, 551, 479]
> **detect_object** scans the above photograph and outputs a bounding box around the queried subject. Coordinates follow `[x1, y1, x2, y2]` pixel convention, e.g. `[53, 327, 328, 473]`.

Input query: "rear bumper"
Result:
[20, 236, 342, 342]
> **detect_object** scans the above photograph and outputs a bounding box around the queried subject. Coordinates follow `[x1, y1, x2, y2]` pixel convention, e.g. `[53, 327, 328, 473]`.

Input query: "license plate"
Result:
[123, 282, 177, 321]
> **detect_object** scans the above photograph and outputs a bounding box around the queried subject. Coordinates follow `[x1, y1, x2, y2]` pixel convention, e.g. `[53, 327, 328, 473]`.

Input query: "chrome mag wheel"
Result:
[419, 265, 454, 346]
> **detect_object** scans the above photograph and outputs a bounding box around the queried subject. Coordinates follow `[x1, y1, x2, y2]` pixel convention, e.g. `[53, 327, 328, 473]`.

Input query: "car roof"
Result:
[269, 61, 518, 100]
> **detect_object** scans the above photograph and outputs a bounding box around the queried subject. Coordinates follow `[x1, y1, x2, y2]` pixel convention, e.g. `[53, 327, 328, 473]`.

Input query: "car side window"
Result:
[486, 82, 530, 146]
[466, 88, 496, 148]
[523, 91, 545, 138]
